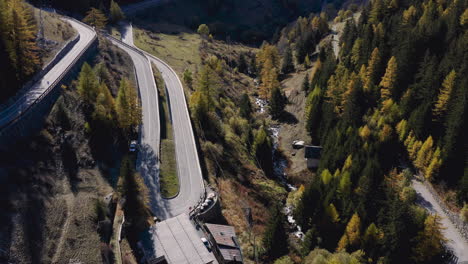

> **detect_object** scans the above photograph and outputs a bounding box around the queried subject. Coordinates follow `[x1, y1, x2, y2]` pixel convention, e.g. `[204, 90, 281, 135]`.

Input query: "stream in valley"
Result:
[255, 97, 304, 240]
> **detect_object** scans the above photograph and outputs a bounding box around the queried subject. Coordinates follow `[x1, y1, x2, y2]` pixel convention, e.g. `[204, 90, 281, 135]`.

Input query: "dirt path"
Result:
[327, 13, 361, 58]
[51, 155, 75, 264]
[412, 179, 468, 262]
[51, 193, 74, 264]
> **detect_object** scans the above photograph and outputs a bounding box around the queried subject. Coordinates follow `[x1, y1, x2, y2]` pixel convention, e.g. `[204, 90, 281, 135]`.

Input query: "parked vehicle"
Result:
[201, 237, 211, 251]
[129, 140, 138, 152]
[292, 140, 305, 149]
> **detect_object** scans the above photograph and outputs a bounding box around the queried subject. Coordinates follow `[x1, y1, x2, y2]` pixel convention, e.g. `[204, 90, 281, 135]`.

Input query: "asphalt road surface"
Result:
[0, 19, 95, 128]
[413, 179, 468, 262]
[117, 24, 204, 220]
[105, 35, 165, 219]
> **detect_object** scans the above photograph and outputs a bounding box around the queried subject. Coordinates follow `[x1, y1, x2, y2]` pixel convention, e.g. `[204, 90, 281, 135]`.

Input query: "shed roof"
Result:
[205, 224, 237, 248]
[205, 223, 243, 262]
[305, 145, 322, 159]
[219, 245, 242, 262]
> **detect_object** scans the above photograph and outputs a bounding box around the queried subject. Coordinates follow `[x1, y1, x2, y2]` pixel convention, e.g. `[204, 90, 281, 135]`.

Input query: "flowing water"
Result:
[255, 96, 304, 239]
[270, 124, 304, 240]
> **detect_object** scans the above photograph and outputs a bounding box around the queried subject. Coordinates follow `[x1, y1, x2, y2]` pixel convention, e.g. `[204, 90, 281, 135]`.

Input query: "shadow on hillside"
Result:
[0, 133, 54, 263]
[278, 111, 298, 124]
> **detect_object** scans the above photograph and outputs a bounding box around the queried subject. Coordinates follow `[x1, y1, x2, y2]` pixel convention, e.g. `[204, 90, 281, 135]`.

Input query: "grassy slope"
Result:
[134, 24, 202, 75]
[32, 7, 76, 66]
[0, 38, 136, 264]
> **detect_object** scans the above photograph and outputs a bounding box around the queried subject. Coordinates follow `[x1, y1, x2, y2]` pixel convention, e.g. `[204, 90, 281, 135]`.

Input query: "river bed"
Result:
[269, 125, 304, 240]
[255, 96, 304, 239]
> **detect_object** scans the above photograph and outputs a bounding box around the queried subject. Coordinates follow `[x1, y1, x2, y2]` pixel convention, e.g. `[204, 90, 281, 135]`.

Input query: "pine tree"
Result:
[433, 70, 456, 121]
[461, 8, 468, 26]
[109, 0, 125, 24]
[415, 135, 434, 171]
[281, 45, 294, 74]
[325, 203, 340, 223]
[425, 147, 442, 181]
[396, 119, 408, 141]
[183, 68, 193, 89]
[83, 8, 107, 29]
[359, 125, 371, 141]
[118, 156, 149, 227]
[304, 54, 311, 68]
[239, 93, 252, 119]
[410, 140, 423, 161]
[116, 78, 141, 133]
[369, 0, 384, 25]
[362, 223, 383, 245]
[253, 126, 273, 177]
[256, 43, 281, 71]
[77, 63, 99, 104]
[343, 155, 353, 171]
[302, 73, 310, 92]
[402, 5, 417, 25]
[305, 86, 322, 139]
[190, 90, 209, 126]
[259, 59, 280, 99]
[412, 214, 447, 263]
[339, 171, 351, 195]
[92, 82, 115, 122]
[197, 24, 210, 37]
[303, 248, 364, 263]
[351, 38, 363, 66]
[270, 86, 285, 119]
[237, 53, 247, 74]
[301, 228, 318, 256]
[196, 66, 218, 109]
[364, 48, 381, 91]
[263, 206, 288, 259]
[5, 0, 39, 81]
[379, 56, 398, 100]
[337, 213, 361, 251]
[321, 169, 333, 185]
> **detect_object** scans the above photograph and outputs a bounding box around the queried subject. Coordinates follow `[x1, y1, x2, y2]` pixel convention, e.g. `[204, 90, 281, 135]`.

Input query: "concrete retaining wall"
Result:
[197, 194, 222, 222]
[0, 32, 97, 150]
[29, 34, 81, 88]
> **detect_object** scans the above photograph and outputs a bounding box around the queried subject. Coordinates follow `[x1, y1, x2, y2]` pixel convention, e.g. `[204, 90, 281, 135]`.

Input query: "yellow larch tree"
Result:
[415, 135, 434, 170]
[412, 214, 447, 263]
[364, 48, 381, 91]
[433, 70, 456, 120]
[5, 0, 39, 80]
[379, 56, 398, 100]
[337, 212, 361, 251]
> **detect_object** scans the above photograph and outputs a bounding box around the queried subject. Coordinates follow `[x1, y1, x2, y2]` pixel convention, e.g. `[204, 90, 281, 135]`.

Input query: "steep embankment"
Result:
[0, 36, 136, 264]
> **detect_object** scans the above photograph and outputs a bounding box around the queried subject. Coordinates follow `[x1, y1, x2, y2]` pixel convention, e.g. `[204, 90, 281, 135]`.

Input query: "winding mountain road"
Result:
[145, 48, 205, 219]
[112, 23, 204, 220]
[105, 35, 168, 219]
[0, 19, 96, 129]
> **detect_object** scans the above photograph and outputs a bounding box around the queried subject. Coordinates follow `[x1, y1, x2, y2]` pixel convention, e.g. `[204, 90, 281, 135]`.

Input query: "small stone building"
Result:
[204, 224, 243, 264]
[305, 145, 322, 169]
